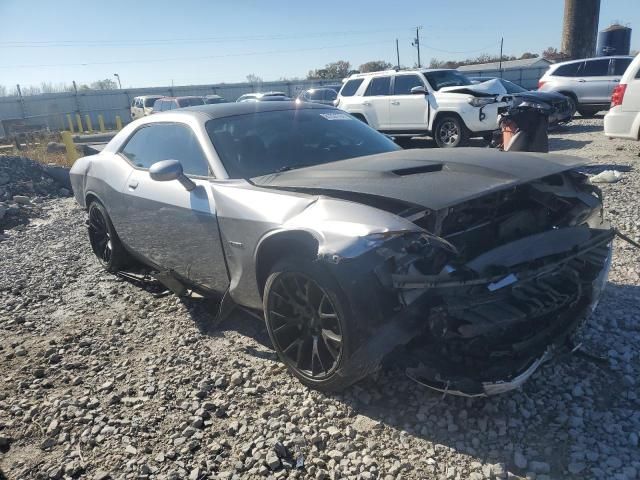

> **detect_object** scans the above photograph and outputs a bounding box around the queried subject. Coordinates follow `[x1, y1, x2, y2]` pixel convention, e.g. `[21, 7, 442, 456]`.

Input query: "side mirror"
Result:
[149, 160, 196, 191]
[410, 86, 429, 95]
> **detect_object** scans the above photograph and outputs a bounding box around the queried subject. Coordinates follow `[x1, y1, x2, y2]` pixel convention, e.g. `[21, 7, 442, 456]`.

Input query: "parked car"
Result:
[336, 69, 509, 148]
[152, 96, 205, 113]
[295, 86, 341, 105]
[203, 94, 226, 104]
[236, 92, 290, 102]
[131, 95, 163, 120]
[604, 54, 640, 140]
[537, 55, 634, 117]
[69, 102, 613, 396]
[469, 77, 572, 125]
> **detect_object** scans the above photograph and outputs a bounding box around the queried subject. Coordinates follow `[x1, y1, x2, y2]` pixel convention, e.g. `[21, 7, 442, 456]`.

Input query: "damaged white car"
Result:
[69, 102, 613, 395]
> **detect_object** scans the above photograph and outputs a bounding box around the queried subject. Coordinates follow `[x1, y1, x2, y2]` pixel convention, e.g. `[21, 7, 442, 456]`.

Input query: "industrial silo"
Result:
[597, 24, 632, 56]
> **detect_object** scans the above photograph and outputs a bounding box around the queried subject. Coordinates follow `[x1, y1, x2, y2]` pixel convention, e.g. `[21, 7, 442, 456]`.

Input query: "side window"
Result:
[552, 62, 582, 77]
[613, 58, 632, 76]
[120, 124, 210, 176]
[581, 59, 610, 76]
[155, 101, 164, 112]
[364, 77, 391, 96]
[324, 89, 337, 101]
[393, 75, 425, 95]
[339, 79, 364, 97]
[308, 90, 324, 101]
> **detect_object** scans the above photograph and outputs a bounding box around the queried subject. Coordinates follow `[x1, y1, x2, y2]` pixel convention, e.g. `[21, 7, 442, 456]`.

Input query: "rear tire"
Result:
[433, 115, 469, 148]
[87, 201, 129, 273]
[263, 257, 362, 391]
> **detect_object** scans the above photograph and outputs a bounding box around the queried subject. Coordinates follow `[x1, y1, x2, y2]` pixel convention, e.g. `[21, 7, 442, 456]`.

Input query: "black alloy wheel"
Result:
[267, 272, 344, 379]
[87, 202, 128, 272]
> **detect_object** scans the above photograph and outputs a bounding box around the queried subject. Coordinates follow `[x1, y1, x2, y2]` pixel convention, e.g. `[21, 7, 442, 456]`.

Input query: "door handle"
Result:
[577, 79, 586, 82]
[128, 180, 139, 190]
[612, 79, 620, 83]
[363, 101, 372, 106]
[391, 101, 400, 105]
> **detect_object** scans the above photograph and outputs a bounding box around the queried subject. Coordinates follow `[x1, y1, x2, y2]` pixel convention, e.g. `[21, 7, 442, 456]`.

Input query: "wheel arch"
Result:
[85, 191, 105, 210]
[350, 113, 369, 124]
[255, 230, 320, 298]
[431, 110, 470, 131]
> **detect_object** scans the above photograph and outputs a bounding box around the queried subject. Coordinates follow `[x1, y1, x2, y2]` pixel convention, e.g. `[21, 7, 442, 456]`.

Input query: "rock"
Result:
[568, 462, 585, 474]
[529, 461, 551, 474]
[492, 463, 508, 479]
[514, 451, 528, 470]
[125, 445, 138, 455]
[12, 195, 32, 205]
[93, 470, 111, 480]
[230, 371, 243, 386]
[266, 450, 280, 470]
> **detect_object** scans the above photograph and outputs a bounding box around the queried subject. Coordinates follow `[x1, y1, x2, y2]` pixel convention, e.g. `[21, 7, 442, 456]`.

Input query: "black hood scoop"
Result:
[251, 148, 585, 211]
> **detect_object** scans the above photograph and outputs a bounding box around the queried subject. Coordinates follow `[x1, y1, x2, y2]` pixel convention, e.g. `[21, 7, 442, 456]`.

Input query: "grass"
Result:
[0, 132, 79, 167]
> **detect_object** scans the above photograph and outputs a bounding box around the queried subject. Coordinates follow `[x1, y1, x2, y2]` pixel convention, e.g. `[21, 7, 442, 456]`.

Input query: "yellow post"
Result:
[61, 131, 78, 163]
[66, 114, 75, 133]
[85, 115, 93, 133]
[98, 114, 106, 132]
[115, 115, 123, 131]
[76, 113, 83, 133]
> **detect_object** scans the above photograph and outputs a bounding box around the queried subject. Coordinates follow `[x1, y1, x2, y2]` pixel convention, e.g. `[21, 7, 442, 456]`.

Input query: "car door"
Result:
[577, 58, 614, 104]
[117, 122, 229, 293]
[389, 73, 429, 129]
[362, 76, 392, 129]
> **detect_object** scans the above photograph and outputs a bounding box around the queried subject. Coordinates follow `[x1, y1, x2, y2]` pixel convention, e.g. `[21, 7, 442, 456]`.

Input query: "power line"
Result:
[0, 27, 414, 48]
[0, 40, 390, 69]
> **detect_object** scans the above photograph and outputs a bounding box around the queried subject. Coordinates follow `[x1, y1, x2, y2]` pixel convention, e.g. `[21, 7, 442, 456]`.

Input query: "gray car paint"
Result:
[70, 103, 593, 311]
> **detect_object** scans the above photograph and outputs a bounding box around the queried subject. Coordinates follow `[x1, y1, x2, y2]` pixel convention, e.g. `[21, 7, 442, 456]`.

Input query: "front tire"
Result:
[87, 201, 129, 272]
[434, 115, 469, 148]
[263, 257, 361, 391]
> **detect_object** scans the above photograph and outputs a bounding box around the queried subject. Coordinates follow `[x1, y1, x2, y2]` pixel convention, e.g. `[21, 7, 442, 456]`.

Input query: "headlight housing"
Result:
[468, 97, 496, 107]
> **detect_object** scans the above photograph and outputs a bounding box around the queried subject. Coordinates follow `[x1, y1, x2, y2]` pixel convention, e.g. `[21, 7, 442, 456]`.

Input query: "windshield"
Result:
[206, 108, 400, 178]
[424, 70, 471, 91]
[177, 97, 205, 107]
[144, 97, 161, 107]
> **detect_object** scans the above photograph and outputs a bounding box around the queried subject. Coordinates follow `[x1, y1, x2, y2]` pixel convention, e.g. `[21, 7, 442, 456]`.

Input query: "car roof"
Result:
[180, 101, 330, 120]
[551, 55, 634, 67]
[347, 68, 455, 79]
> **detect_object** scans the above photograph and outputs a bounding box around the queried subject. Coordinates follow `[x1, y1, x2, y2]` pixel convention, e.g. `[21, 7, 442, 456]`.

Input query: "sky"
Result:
[0, 0, 639, 90]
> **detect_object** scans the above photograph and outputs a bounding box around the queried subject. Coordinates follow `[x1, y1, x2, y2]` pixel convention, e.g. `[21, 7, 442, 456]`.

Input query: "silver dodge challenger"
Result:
[70, 102, 613, 396]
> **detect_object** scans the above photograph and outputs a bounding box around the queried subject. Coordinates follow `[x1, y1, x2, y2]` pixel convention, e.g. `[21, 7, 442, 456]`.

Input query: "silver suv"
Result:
[538, 55, 633, 117]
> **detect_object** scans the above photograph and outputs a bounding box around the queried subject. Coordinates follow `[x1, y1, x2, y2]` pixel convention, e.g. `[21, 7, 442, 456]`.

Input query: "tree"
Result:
[246, 74, 263, 85]
[519, 52, 538, 59]
[542, 47, 568, 61]
[307, 60, 351, 80]
[359, 60, 393, 73]
[90, 78, 118, 90]
[0, 85, 6, 97]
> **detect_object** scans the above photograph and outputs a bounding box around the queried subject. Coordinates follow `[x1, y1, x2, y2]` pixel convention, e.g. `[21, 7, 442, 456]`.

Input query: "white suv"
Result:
[336, 69, 505, 148]
[604, 54, 640, 140]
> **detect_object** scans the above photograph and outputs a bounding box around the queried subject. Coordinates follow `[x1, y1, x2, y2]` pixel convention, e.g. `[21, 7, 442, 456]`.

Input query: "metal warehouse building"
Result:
[458, 57, 553, 89]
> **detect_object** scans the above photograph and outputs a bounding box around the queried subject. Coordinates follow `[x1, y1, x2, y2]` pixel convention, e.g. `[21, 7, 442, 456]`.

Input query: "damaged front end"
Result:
[336, 170, 613, 396]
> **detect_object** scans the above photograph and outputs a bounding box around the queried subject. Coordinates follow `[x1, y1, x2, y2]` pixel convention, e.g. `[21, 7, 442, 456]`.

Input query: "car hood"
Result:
[251, 148, 585, 211]
[440, 79, 507, 96]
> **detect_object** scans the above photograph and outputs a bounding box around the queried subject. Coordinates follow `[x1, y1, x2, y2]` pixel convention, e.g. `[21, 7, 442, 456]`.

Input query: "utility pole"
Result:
[113, 73, 122, 89]
[396, 38, 400, 69]
[499, 37, 504, 77]
[412, 26, 422, 68]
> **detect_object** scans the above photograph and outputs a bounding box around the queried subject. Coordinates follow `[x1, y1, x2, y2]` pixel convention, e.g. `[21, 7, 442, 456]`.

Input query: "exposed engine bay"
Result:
[361, 171, 613, 396]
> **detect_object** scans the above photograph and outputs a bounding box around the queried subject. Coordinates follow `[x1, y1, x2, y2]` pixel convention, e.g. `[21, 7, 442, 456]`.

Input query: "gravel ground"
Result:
[1, 116, 639, 480]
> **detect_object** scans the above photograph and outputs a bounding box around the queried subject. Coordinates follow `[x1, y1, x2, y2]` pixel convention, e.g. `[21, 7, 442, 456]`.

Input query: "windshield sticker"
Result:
[319, 113, 353, 121]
